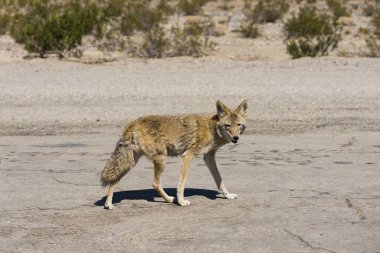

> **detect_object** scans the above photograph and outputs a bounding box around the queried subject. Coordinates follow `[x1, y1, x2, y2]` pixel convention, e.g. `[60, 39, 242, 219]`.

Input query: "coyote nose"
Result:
[233, 136, 239, 141]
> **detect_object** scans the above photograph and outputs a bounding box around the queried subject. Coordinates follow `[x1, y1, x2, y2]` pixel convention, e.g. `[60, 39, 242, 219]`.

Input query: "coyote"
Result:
[100, 100, 248, 208]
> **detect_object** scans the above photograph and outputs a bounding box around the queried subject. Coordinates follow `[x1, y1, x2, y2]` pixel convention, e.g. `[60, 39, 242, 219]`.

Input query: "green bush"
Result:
[220, 0, 234, 11]
[177, 0, 212, 16]
[370, 8, 380, 38]
[240, 20, 260, 38]
[140, 23, 215, 58]
[243, 0, 290, 24]
[365, 9, 380, 57]
[326, 0, 351, 20]
[363, 2, 376, 17]
[121, 0, 173, 36]
[239, 0, 288, 38]
[102, 0, 124, 19]
[141, 26, 170, 58]
[9, 0, 104, 56]
[1, 0, 216, 59]
[170, 23, 215, 57]
[284, 6, 342, 58]
[0, 13, 10, 35]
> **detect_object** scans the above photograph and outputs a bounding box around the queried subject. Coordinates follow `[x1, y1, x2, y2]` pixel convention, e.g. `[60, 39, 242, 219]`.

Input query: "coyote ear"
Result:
[216, 100, 230, 118]
[235, 99, 248, 116]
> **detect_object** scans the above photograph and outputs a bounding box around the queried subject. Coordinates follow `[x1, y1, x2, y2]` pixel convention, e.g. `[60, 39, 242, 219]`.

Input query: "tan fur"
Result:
[100, 100, 248, 208]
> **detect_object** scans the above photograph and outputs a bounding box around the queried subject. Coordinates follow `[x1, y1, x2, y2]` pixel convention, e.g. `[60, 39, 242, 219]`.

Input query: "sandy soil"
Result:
[0, 56, 380, 252]
[1, 57, 380, 136]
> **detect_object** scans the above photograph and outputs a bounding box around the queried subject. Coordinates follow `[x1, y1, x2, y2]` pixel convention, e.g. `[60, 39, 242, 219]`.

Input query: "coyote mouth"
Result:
[232, 139, 238, 144]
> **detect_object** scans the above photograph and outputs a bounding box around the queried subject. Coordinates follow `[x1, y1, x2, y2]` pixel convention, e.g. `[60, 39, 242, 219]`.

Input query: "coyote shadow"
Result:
[94, 188, 220, 206]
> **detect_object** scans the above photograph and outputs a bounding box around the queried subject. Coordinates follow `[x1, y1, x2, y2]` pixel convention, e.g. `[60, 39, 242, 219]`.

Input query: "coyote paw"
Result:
[176, 199, 191, 207]
[104, 203, 114, 210]
[224, 193, 238, 199]
[166, 196, 175, 203]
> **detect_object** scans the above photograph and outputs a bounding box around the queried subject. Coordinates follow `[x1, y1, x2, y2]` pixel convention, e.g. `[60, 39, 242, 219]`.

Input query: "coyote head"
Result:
[216, 100, 248, 144]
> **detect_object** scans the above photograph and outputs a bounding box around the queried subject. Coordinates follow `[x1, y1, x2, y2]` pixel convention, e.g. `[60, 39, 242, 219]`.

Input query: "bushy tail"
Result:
[100, 139, 137, 186]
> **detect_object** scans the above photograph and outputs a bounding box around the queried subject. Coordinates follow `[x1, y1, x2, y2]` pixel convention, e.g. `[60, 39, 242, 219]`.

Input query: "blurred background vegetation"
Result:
[0, 0, 379, 59]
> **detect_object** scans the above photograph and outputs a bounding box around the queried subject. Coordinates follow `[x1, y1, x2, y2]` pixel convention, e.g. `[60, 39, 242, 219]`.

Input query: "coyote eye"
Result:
[225, 124, 231, 129]
[237, 124, 242, 127]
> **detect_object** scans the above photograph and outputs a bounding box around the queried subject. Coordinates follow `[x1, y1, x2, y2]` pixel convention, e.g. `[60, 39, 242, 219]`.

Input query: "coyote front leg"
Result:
[176, 153, 193, 206]
[203, 151, 237, 199]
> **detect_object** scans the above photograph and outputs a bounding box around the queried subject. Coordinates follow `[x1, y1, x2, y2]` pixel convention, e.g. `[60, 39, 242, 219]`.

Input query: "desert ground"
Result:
[0, 55, 380, 253]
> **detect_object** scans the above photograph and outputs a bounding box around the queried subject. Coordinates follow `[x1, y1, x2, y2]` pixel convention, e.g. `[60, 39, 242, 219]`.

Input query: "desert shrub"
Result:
[240, 21, 260, 38]
[8, 0, 104, 56]
[170, 23, 215, 56]
[284, 6, 342, 58]
[140, 23, 215, 58]
[0, 0, 26, 9]
[196, 19, 225, 37]
[220, 0, 234, 11]
[121, 0, 173, 36]
[365, 9, 380, 57]
[1, 0, 216, 59]
[140, 26, 170, 58]
[243, 0, 290, 24]
[0, 1, 33, 35]
[363, 1, 376, 17]
[177, 0, 212, 15]
[239, 0, 288, 37]
[0, 13, 10, 35]
[102, 0, 124, 19]
[370, 8, 380, 37]
[326, 0, 351, 20]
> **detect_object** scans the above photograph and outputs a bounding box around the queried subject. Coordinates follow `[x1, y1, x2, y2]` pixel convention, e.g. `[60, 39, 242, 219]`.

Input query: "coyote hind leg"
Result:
[104, 183, 116, 209]
[152, 156, 174, 203]
[101, 140, 141, 210]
